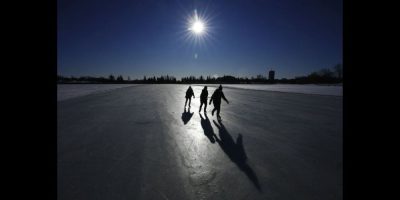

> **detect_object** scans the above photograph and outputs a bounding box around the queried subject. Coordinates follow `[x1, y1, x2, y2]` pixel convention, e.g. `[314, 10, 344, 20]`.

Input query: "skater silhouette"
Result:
[181, 107, 194, 125]
[209, 85, 229, 119]
[213, 120, 261, 191]
[199, 112, 215, 143]
[199, 86, 208, 112]
[184, 86, 195, 108]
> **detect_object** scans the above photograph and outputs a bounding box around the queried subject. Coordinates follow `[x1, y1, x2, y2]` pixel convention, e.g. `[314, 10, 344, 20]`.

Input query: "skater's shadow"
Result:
[199, 113, 216, 143]
[181, 108, 194, 125]
[213, 120, 262, 191]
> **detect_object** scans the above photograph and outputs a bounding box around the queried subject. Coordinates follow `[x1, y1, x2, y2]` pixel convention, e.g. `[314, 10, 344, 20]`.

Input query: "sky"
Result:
[58, 0, 342, 79]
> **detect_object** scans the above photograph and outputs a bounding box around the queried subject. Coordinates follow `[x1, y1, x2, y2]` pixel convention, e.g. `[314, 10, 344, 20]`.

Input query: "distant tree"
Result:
[333, 64, 343, 79]
[318, 68, 334, 78]
[116, 75, 124, 82]
[109, 74, 115, 81]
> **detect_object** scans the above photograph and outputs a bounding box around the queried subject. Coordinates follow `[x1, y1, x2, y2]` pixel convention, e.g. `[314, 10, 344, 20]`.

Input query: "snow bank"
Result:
[197, 84, 342, 96]
[58, 84, 342, 102]
[58, 84, 138, 101]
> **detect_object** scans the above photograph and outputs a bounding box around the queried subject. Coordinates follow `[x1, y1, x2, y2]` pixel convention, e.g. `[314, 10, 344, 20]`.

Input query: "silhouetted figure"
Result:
[213, 120, 247, 163]
[184, 86, 195, 108]
[209, 85, 229, 119]
[199, 112, 215, 143]
[181, 107, 194, 125]
[213, 120, 261, 191]
[199, 86, 208, 112]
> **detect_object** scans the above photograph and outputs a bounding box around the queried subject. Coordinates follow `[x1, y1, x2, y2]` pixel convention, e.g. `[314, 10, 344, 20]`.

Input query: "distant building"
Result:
[268, 70, 275, 81]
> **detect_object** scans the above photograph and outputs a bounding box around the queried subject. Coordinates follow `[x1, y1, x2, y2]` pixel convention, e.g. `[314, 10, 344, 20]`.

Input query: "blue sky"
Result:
[58, 0, 342, 79]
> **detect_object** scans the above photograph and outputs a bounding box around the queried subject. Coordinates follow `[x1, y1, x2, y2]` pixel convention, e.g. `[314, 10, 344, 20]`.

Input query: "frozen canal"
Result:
[195, 84, 342, 96]
[58, 84, 342, 200]
[57, 84, 138, 101]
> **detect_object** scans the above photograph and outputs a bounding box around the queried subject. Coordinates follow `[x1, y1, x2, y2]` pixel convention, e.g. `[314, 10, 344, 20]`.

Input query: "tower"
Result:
[268, 70, 275, 81]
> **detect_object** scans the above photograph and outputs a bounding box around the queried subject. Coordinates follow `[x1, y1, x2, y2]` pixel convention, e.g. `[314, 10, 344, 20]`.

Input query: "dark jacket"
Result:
[200, 88, 208, 102]
[210, 89, 228, 105]
[185, 87, 195, 98]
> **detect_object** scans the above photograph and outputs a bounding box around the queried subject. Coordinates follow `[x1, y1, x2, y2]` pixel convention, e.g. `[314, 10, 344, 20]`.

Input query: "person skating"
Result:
[184, 86, 195, 108]
[209, 85, 229, 119]
[199, 86, 208, 112]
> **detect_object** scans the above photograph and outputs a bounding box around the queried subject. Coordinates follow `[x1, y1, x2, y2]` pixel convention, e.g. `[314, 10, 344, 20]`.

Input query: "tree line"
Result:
[57, 74, 178, 84]
[58, 64, 342, 84]
[286, 63, 343, 84]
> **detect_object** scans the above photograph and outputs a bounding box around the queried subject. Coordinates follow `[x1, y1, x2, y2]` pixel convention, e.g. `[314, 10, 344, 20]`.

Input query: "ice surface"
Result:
[58, 84, 342, 102]
[58, 85, 342, 200]
[196, 84, 342, 96]
[57, 84, 138, 101]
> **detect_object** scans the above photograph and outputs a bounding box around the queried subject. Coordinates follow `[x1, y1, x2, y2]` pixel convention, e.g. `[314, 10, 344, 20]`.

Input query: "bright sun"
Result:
[188, 9, 206, 36]
[184, 9, 211, 44]
[190, 20, 205, 34]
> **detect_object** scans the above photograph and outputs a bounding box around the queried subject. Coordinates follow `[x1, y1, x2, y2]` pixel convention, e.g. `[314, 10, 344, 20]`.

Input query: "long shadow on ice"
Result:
[181, 107, 194, 125]
[213, 119, 262, 191]
[199, 112, 216, 143]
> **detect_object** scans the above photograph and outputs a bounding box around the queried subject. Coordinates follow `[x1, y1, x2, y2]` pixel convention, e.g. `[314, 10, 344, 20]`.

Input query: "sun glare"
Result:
[182, 9, 214, 47]
[187, 9, 207, 36]
[190, 20, 205, 34]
